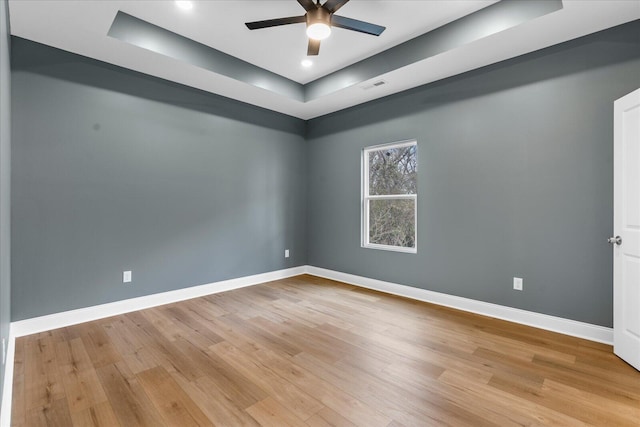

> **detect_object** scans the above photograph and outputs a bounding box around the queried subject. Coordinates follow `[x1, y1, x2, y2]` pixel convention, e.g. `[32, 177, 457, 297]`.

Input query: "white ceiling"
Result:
[7, 0, 640, 120]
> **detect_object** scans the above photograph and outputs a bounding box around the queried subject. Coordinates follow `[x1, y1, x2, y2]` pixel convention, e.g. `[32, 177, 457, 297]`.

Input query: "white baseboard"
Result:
[11, 266, 306, 338]
[0, 264, 614, 427]
[1, 265, 306, 427]
[7, 263, 614, 342]
[1, 326, 15, 427]
[305, 266, 614, 345]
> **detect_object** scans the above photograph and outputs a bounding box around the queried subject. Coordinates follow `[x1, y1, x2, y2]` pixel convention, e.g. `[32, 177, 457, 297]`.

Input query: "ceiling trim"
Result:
[306, 0, 563, 100]
[9, 0, 639, 119]
[108, 11, 305, 101]
[107, 0, 562, 104]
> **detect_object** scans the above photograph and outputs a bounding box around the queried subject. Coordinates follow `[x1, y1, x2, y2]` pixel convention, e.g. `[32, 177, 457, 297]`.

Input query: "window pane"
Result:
[369, 199, 415, 248]
[368, 145, 417, 195]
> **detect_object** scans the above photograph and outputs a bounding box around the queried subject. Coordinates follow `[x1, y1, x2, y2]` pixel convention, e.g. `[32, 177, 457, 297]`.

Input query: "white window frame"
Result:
[362, 139, 417, 254]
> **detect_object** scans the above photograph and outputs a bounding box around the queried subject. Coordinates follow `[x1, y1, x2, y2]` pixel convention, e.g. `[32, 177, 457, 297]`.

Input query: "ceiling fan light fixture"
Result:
[245, 0, 386, 55]
[306, 23, 331, 40]
[306, 6, 331, 40]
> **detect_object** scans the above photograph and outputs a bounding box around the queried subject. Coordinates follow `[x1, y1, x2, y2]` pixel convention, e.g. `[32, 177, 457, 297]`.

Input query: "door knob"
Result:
[607, 236, 622, 245]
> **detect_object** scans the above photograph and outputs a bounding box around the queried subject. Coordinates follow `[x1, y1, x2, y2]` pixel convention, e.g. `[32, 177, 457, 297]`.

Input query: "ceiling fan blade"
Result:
[307, 39, 321, 56]
[322, 0, 349, 13]
[245, 16, 306, 30]
[331, 15, 385, 36]
[298, 0, 318, 12]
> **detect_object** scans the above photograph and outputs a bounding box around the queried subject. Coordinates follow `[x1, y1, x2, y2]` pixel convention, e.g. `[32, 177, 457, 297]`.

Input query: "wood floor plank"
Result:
[95, 362, 167, 427]
[170, 371, 262, 427]
[246, 397, 308, 427]
[256, 298, 323, 328]
[346, 322, 493, 382]
[192, 375, 264, 427]
[23, 332, 65, 411]
[304, 406, 358, 427]
[203, 292, 265, 320]
[211, 340, 324, 421]
[68, 401, 122, 427]
[76, 324, 122, 369]
[477, 346, 640, 406]
[139, 306, 185, 343]
[247, 347, 393, 427]
[248, 316, 354, 364]
[102, 317, 145, 356]
[183, 296, 229, 319]
[25, 398, 74, 427]
[439, 370, 592, 426]
[11, 275, 640, 426]
[315, 322, 433, 373]
[55, 337, 95, 375]
[55, 338, 108, 414]
[160, 304, 225, 345]
[532, 353, 640, 400]
[124, 311, 204, 381]
[294, 351, 481, 427]
[186, 312, 268, 355]
[175, 335, 268, 408]
[136, 365, 214, 427]
[220, 313, 302, 357]
[540, 378, 640, 426]
[102, 317, 161, 375]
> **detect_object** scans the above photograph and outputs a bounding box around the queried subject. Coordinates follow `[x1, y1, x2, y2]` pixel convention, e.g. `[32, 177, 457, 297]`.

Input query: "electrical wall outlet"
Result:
[285, 249, 290, 258]
[123, 270, 132, 283]
[513, 277, 523, 291]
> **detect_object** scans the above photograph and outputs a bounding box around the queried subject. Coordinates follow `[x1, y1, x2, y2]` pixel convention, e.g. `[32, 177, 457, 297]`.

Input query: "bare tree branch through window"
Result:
[363, 141, 417, 252]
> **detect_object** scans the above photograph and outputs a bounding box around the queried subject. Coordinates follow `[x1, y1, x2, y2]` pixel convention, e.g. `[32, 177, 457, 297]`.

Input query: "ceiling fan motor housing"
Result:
[306, 6, 331, 28]
[245, 0, 385, 55]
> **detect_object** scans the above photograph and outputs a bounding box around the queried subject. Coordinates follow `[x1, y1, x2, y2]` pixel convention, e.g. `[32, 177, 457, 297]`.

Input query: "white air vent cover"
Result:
[361, 80, 387, 90]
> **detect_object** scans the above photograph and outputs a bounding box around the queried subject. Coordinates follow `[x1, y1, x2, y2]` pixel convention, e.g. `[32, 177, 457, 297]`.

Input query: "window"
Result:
[362, 140, 417, 253]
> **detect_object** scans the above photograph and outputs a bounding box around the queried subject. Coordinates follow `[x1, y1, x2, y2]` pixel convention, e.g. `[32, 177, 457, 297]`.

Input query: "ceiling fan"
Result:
[245, 0, 386, 56]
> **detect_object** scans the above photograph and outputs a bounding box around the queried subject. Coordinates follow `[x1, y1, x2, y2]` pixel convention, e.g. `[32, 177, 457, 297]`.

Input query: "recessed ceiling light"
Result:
[301, 59, 313, 68]
[175, 0, 193, 11]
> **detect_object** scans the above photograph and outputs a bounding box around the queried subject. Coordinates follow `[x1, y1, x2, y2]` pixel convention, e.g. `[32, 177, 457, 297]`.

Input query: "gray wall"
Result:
[0, 0, 10, 405]
[8, 21, 640, 328]
[11, 38, 307, 320]
[306, 21, 640, 328]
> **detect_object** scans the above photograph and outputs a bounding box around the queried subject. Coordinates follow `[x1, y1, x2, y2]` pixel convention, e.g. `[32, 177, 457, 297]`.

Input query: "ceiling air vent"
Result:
[361, 80, 387, 90]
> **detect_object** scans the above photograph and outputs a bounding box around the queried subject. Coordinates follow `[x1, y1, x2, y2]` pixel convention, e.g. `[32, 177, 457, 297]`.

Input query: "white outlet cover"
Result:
[513, 277, 523, 291]
[285, 249, 290, 258]
[123, 270, 132, 283]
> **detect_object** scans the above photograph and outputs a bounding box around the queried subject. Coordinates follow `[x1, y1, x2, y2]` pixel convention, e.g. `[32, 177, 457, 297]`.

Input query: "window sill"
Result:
[362, 243, 417, 254]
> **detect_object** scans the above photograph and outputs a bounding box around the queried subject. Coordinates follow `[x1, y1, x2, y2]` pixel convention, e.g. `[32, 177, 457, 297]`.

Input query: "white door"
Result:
[613, 88, 640, 371]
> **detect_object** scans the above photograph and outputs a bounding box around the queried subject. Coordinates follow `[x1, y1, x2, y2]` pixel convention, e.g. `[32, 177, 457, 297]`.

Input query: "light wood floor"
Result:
[10, 275, 640, 426]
